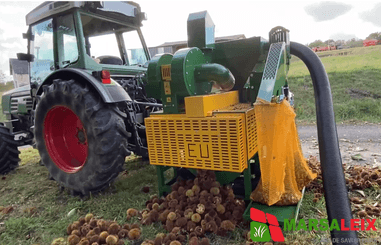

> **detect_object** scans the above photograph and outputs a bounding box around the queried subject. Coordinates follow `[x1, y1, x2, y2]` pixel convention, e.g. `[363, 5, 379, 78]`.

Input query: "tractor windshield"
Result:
[81, 13, 148, 66]
[123, 31, 148, 66]
[88, 34, 120, 60]
[29, 14, 79, 85]
[88, 30, 147, 66]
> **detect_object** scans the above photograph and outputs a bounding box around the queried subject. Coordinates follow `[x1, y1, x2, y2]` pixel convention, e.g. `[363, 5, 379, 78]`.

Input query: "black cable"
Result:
[290, 42, 358, 244]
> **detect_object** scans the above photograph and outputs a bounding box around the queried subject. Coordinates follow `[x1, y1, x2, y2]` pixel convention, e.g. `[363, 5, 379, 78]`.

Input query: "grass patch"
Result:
[0, 151, 160, 244]
[289, 45, 381, 123]
[19, 148, 40, 166]
[0, 151, 246, 245]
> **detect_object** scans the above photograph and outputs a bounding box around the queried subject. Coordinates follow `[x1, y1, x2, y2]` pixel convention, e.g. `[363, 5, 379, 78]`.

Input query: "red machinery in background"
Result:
[311, 46, 337, 52]
[363, 39, 380, 47]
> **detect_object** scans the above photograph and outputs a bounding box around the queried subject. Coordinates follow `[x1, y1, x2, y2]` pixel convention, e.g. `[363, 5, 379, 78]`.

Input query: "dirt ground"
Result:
[298, 123, 381, 167]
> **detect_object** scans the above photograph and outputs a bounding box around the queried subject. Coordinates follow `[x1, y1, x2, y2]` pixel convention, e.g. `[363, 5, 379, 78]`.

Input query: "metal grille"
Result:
[269, 26, 290, 44]
[262, 43, 282, 80]
[246, 108, 258, 159]
[146, 113, 248, 172]
[11, 96, 33, 112]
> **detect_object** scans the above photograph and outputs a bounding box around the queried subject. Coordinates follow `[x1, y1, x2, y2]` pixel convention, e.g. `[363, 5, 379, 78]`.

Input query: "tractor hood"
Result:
[100, 64, 147, 77]
[1, 85, 31, 116]
[67, 55, 148, 78]
[2, 85, 30, 97]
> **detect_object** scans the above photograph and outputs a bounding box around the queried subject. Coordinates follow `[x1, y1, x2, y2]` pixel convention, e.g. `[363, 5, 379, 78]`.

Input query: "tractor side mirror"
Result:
[23, 32, 34, 41]
[17, 53, 35, 62]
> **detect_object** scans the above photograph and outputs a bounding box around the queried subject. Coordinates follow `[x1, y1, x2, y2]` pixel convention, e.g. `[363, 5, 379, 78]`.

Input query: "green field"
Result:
[288, 45, 381, 123]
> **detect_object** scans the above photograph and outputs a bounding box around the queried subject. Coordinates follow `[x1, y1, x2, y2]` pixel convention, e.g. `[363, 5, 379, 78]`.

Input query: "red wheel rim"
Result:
[44, 106, 88, 173]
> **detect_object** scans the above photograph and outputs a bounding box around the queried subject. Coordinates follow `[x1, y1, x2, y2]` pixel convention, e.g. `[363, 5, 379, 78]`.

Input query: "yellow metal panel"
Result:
[164, 81, 171, 95]
[148, 113, 184, 118]
[184, 91, 239, 117]
[161, 64, 171, 81]
[145, 112, 247, 172]
[246, 108, 258, 159]
[213, 104, 258, 160]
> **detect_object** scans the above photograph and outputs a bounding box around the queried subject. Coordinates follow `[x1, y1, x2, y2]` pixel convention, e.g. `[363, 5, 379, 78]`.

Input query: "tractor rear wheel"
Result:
[0, 123, 20, 174]
[34, 79, 130, 195]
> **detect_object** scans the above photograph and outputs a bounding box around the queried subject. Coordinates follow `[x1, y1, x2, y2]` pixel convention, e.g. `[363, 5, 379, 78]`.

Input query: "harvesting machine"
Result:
[0, 1, 358, 243]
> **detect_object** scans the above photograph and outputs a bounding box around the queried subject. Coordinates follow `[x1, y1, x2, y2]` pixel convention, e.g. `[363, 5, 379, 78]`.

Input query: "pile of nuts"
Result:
[345, 165, 381, 190]
[306, 155, 381, 198]
[137, 169, 246, 244]
[139, 232, 211, 245]
[53, 170, 247, 245]
[350, 197, 381, 219]
[52, 156, 380, 244]
[306, 155, 381, 219]
[64, 213, 141, 245]
[305, 155, 325, 201]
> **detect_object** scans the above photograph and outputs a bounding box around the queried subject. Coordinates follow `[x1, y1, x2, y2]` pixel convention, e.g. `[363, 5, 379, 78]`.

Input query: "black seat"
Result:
[97, 55, 123, 65]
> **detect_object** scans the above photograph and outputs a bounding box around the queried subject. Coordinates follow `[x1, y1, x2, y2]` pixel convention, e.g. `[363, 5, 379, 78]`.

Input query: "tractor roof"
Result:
[26, 1, 144, 26]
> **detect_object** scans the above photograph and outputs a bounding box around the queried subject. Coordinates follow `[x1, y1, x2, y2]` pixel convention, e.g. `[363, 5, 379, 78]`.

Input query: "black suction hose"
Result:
[290, 42, 358, 244]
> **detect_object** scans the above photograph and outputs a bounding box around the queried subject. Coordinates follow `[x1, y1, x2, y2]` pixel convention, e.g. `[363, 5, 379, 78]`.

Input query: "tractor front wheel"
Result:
[0, 124, 20, 174]
[34, 79, 130, 195]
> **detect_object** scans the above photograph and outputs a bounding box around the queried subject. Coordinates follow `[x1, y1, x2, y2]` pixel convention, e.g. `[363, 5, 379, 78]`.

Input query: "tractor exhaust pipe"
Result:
[290, 42, 358, 244]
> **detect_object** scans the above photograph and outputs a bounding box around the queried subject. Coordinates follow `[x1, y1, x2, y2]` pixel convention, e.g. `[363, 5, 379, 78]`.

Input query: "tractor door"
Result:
[29, 18, 54, 87]
[56, 14, 79, 69]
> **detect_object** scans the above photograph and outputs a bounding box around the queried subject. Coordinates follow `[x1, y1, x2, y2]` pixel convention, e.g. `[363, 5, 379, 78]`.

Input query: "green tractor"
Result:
[0, 1, 160, 195]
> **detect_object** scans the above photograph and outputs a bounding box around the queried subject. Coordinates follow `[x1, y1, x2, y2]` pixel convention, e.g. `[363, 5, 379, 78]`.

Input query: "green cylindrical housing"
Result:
[194, 63, 235, 92]
[146, 53, 173, 99]
[171, 47, 209, 96]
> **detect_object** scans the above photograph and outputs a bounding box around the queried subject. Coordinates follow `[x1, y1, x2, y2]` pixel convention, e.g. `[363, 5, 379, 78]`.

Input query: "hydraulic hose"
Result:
[290, 42, 358, 244]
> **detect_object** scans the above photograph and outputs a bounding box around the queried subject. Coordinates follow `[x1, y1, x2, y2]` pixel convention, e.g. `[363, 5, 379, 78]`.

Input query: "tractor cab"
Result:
[3, 1, 153, 140]
[2, 1, 156, 160]
[23, 1, 150, 88]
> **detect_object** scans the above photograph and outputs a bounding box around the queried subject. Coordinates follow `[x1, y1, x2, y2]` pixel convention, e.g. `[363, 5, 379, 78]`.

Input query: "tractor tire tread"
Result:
[6, 146, 20, 155]
[1, 137, 20, 145]
[0, 125, 20, 174]
[35, 79, 130, 195]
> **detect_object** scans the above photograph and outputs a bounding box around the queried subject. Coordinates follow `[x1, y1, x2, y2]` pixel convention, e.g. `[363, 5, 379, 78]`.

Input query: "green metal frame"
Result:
[256, 42, 288, 103]
[243, 188, 305, 226]
[156, 165, 177, 197]
[156, 164, 254, 200]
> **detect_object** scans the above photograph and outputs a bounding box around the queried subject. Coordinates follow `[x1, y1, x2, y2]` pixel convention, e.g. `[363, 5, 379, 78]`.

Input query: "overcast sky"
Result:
[0, 0, 380, 77]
